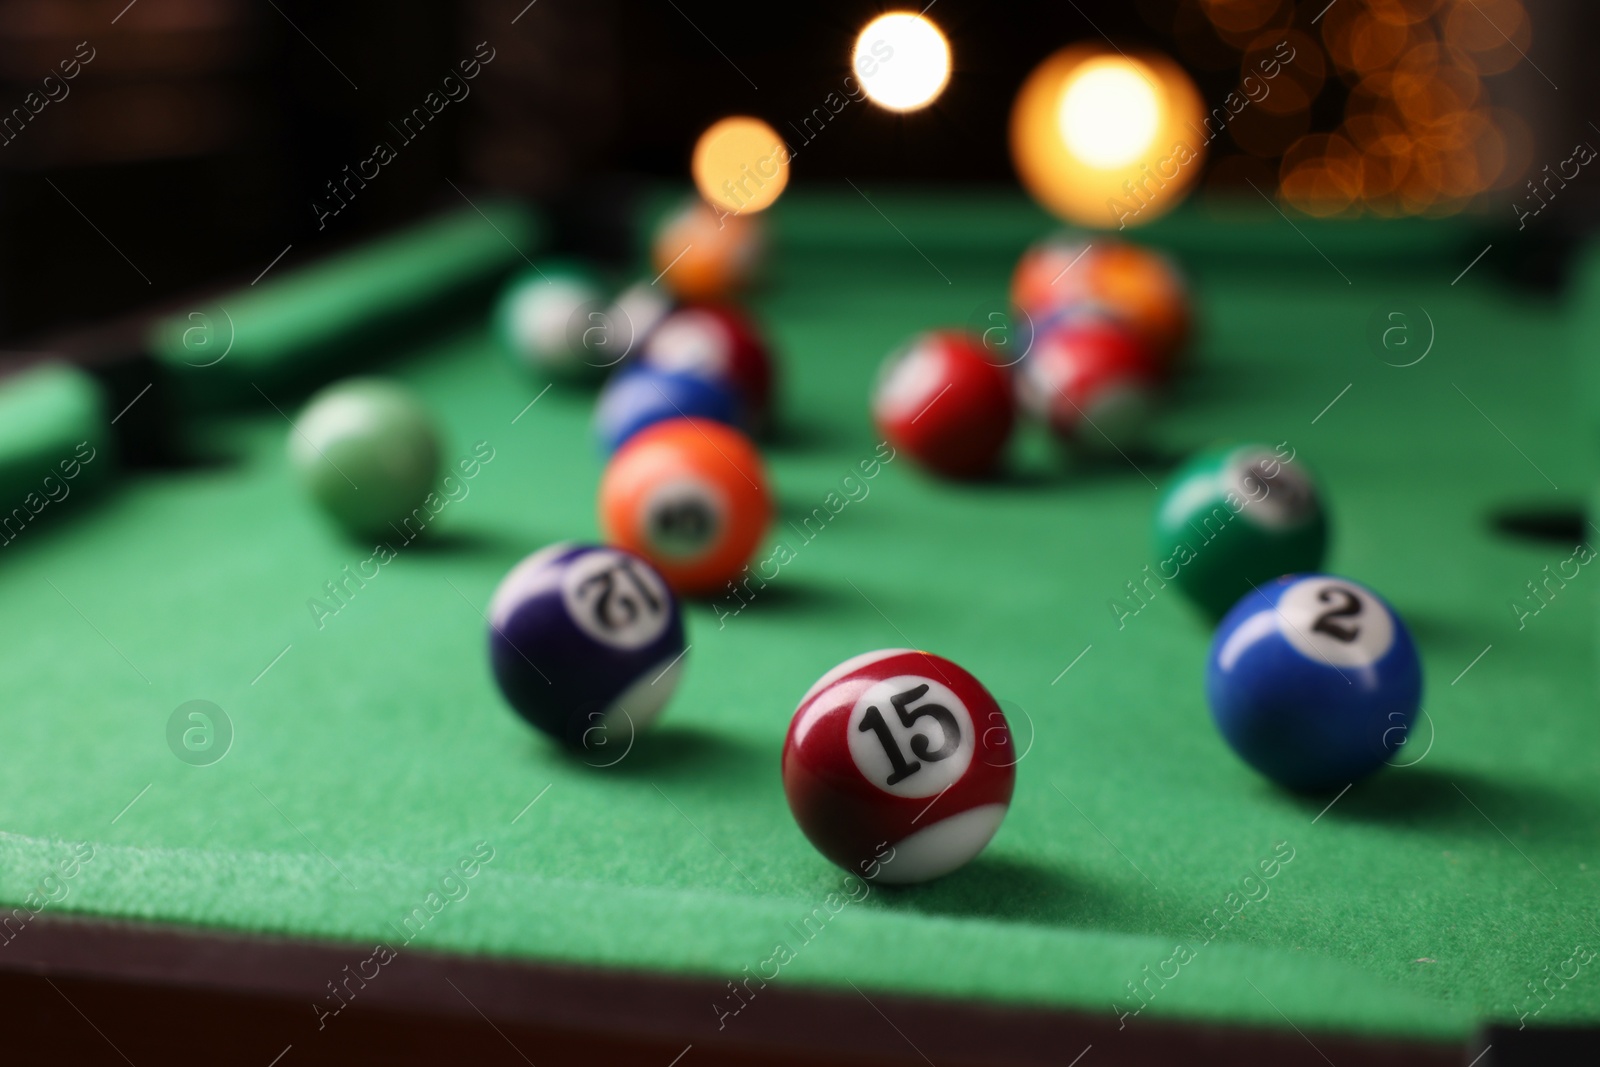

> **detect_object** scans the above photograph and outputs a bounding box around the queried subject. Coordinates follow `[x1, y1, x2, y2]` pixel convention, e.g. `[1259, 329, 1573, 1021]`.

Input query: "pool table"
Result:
[0, 188, 1595, 1066]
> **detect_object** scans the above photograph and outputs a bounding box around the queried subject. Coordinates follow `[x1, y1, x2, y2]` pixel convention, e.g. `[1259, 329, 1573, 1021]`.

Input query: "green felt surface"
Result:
[1575, 237, 1600, 452]
[0, 362, 111, 516]
[1, 192, 1596, 1044]
[148, 200, 540, 403]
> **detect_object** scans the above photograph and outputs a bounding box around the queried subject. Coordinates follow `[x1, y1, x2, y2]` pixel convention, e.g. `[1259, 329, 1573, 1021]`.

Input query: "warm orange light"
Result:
[1010, 48, 1205, 229]
[1368, 0, 1446, 26]
[1198, 0, 1286, 38]
[1279, 133, 1362, 216]
[1351, 11, 1418, 72]
[692, 116, 790, 214]
[1200, 0, 1528, 217]
[1244, 29, 1324, 117]
[1443, 0, 1530, 75]
[1059, 59, 1163, 168]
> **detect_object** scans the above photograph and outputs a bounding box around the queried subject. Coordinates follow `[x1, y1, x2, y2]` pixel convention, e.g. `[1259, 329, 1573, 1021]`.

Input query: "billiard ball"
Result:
[493, 261, 610, 381]
[635, 304, 776, 435]
[1014, 316, 1161, 451]
[1206, 574, 1421, 791]
[602, 280, 681, 365]
[489, 543, 686, 751]
[1152, 443, 1329, 618]
[595, 365, 742, 454]
[289, 378, 440, 540]
[872, 330, 1014, 479]
[782, 649, 1016, 884]
[652, 198, 765, 302]
[1010, 231, 1091, 315]
[599, 417, 771, 595]
[1010, 233, 1191, 370]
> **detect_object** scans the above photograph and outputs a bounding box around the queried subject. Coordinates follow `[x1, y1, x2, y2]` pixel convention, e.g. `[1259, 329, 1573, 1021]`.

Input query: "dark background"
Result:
[0, 0, 1591, 341]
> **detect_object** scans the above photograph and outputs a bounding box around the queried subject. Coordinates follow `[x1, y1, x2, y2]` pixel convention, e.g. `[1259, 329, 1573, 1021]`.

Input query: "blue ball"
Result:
[488, 543, 686, 752]
[595, 366, 740, 454]
[1205, 574, 1421, 792]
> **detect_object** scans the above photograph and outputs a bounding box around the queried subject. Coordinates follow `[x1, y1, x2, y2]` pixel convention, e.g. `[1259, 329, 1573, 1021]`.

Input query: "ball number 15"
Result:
[857, 683, 961, 786]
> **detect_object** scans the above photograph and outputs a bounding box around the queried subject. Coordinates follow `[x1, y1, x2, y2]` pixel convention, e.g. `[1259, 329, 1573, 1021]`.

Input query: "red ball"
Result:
[871, 330, 1014, 479]
[1016, 317, 1161, 451]
[782, 649, 1016, 884]
[637, 304, 776, 435]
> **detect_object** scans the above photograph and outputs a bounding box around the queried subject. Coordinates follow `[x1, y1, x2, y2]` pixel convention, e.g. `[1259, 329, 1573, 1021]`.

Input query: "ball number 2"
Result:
[1311, 586, 1361, 643]
[856, 683, 961, 786]
[575, 556, 663, 633]
[1278, 576, 1394, 668]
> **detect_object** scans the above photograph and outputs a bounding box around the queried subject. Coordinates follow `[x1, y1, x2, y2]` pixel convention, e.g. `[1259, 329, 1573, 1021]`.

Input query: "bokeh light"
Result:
[1200, 0, 1291, 47]
[853, 13, 951, 112]
[1058, 59, 1162, 168]
[1010, 48, 1204, 229]
[1243, 30, 1324, 116]
[691, 116, 790, 214]
[1179, 0, 1537, 216]
[1443, 0, 1531, 74]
